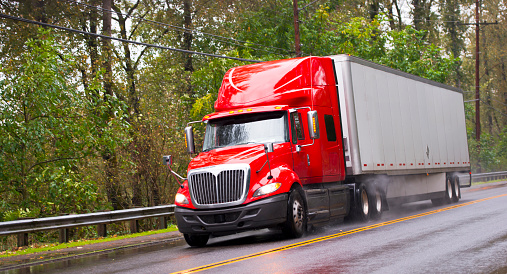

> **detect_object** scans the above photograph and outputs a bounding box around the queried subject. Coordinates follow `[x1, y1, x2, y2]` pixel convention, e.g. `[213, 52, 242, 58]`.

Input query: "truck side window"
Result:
[324, 115, 337, 142]
[290, 112, 305, 143]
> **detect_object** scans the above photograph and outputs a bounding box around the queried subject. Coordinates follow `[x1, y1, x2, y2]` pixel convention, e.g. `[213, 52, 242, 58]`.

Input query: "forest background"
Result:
[1, 0, 506, 229]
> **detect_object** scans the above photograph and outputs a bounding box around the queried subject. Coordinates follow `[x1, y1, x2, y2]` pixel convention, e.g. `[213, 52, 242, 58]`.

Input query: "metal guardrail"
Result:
[471, 171, 507, 183]
[0, 205, 175, 247]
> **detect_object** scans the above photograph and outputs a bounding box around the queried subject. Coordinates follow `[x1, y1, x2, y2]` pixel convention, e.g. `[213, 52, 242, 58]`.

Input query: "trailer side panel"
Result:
[332, 55, 470, 176]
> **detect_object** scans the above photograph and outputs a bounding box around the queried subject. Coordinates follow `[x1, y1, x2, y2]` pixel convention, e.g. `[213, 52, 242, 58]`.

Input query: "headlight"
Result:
[175, 193, 189, 204]
[253, 182, 282, 197]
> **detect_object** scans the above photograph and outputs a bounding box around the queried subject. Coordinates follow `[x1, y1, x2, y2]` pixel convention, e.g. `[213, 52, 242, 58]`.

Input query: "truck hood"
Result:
[188, 144, 267, 171]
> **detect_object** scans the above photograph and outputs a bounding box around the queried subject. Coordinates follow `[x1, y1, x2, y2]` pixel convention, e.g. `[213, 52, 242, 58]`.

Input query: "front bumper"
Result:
[175, 194, 288, 235]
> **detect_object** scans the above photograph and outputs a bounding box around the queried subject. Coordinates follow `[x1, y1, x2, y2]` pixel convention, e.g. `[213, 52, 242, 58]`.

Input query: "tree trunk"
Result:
[183, 0, 194, 72]
[101, 0, 124, 210]
[393, 0, 402, 30]
[367, 0, 380, 21]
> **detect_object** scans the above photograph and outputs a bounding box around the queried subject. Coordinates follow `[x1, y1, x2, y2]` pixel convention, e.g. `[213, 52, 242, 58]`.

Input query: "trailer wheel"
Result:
[452, 176, 460, 203]
[370, 188, 383, 219]
[184, 234, 209, 247]
[445, 176, 453, 204]
[283, 189, 306, 238]
[355, 184, 370, 221]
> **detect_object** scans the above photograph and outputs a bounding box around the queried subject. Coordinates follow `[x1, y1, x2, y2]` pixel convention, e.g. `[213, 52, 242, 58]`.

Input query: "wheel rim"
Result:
[292, 198, 303, 230]
[447, 178, 453, 199]
[454, 178, 460, 197]
[361, 189, 369, 215]
[375, 191, 382, 213]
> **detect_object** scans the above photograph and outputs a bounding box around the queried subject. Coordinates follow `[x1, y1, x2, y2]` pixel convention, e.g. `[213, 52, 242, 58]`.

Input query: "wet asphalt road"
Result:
[8, 182, 507, 274]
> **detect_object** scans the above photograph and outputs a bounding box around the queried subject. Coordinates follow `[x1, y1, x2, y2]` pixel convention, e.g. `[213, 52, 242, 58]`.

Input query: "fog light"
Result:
[253, 182, 282, 197]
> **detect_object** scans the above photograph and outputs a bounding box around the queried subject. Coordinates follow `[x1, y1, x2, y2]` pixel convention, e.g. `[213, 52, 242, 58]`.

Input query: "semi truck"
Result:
[165, 55, 471, 247]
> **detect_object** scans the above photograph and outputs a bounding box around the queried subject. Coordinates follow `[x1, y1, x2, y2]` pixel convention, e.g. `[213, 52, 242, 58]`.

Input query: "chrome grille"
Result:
[188, 164, 250, 208]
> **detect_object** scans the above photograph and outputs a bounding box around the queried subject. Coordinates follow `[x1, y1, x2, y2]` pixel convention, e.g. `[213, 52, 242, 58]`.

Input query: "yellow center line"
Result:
[171, 193, 507, 274]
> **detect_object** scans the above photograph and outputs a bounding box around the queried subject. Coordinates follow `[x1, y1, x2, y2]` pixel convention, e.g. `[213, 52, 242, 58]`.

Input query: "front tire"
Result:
[283, 189, 306, 238]
[184, 234, 209, 247]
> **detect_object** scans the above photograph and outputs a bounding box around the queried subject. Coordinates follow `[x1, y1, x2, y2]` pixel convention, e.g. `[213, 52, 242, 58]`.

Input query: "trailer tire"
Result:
[452, 176, 460, 203]
[355, 184, 370, 222]
[184, 234, 209, 247]
[445, 176, 453, 204]
[283, 189, 306, 238]
[370, 188, 383, 219]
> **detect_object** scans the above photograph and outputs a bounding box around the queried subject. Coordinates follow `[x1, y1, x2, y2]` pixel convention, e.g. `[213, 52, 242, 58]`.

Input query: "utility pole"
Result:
[293, 0, 301, 57]
[457, 1, 497, 173]
[475, 0, 480, 144]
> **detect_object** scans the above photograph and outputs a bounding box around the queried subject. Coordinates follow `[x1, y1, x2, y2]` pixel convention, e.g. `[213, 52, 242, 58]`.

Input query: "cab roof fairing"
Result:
[213, 56, 336, 113]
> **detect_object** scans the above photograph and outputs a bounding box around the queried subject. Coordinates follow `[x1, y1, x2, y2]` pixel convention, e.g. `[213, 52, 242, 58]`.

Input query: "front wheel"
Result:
[283, 189, 306, 238]
[184, 234, 209, 247]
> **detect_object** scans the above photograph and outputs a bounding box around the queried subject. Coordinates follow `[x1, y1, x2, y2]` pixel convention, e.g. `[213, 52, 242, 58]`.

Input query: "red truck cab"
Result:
[173, 57, 349, 246]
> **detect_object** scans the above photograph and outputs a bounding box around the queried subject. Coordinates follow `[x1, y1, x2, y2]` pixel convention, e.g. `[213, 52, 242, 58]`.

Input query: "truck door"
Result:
[290, 109, 312, 183]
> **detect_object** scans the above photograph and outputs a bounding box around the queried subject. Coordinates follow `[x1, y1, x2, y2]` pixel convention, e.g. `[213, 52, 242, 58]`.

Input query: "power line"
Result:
[0, 13, 262, 63]
[465, 99, 507, 118]
[483, 95, 507, 109]
[64, 0, 291, 55]
[299, 0, 320, 11]
[479, 99, 507, 118]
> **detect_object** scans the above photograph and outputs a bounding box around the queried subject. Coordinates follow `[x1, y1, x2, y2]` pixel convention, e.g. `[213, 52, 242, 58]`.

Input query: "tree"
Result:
[0, 30, 108, 220]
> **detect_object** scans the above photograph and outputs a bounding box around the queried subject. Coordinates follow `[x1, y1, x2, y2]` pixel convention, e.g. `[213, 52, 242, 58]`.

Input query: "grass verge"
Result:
[0, 225, 178, 258]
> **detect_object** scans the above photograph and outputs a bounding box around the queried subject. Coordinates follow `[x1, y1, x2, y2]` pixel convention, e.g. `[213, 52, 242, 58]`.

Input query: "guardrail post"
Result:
[97, 224, 107, 237]
[59, 228, 70, 243]
[130, 220, 139, 233]
[17, 232, 28, 247]
[158, 216, 167, 229]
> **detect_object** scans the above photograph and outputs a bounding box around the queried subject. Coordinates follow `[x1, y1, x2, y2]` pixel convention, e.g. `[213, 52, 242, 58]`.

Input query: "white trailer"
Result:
[331, 55, 471, 206]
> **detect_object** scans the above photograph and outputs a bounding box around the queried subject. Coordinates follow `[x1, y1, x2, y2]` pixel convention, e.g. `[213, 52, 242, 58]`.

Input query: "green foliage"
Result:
[0, 29, 129, 220]
[191, 52, 250, 120]
[237, 3, 456, 84]
[379, 26, 457, 83]
[467, 127, 507, 173]
[236, 0, 294, 59]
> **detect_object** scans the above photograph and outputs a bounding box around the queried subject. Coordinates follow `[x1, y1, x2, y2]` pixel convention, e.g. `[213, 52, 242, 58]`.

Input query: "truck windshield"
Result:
[203, 111, 288, 152]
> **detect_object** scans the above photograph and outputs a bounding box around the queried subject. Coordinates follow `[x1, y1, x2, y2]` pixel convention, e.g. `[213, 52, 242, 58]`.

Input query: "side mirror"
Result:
[162, 155, 172, 166]
[307, 110, 320, 139]
[185, 126, 196, 154]
[264, 143, 274, 153]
